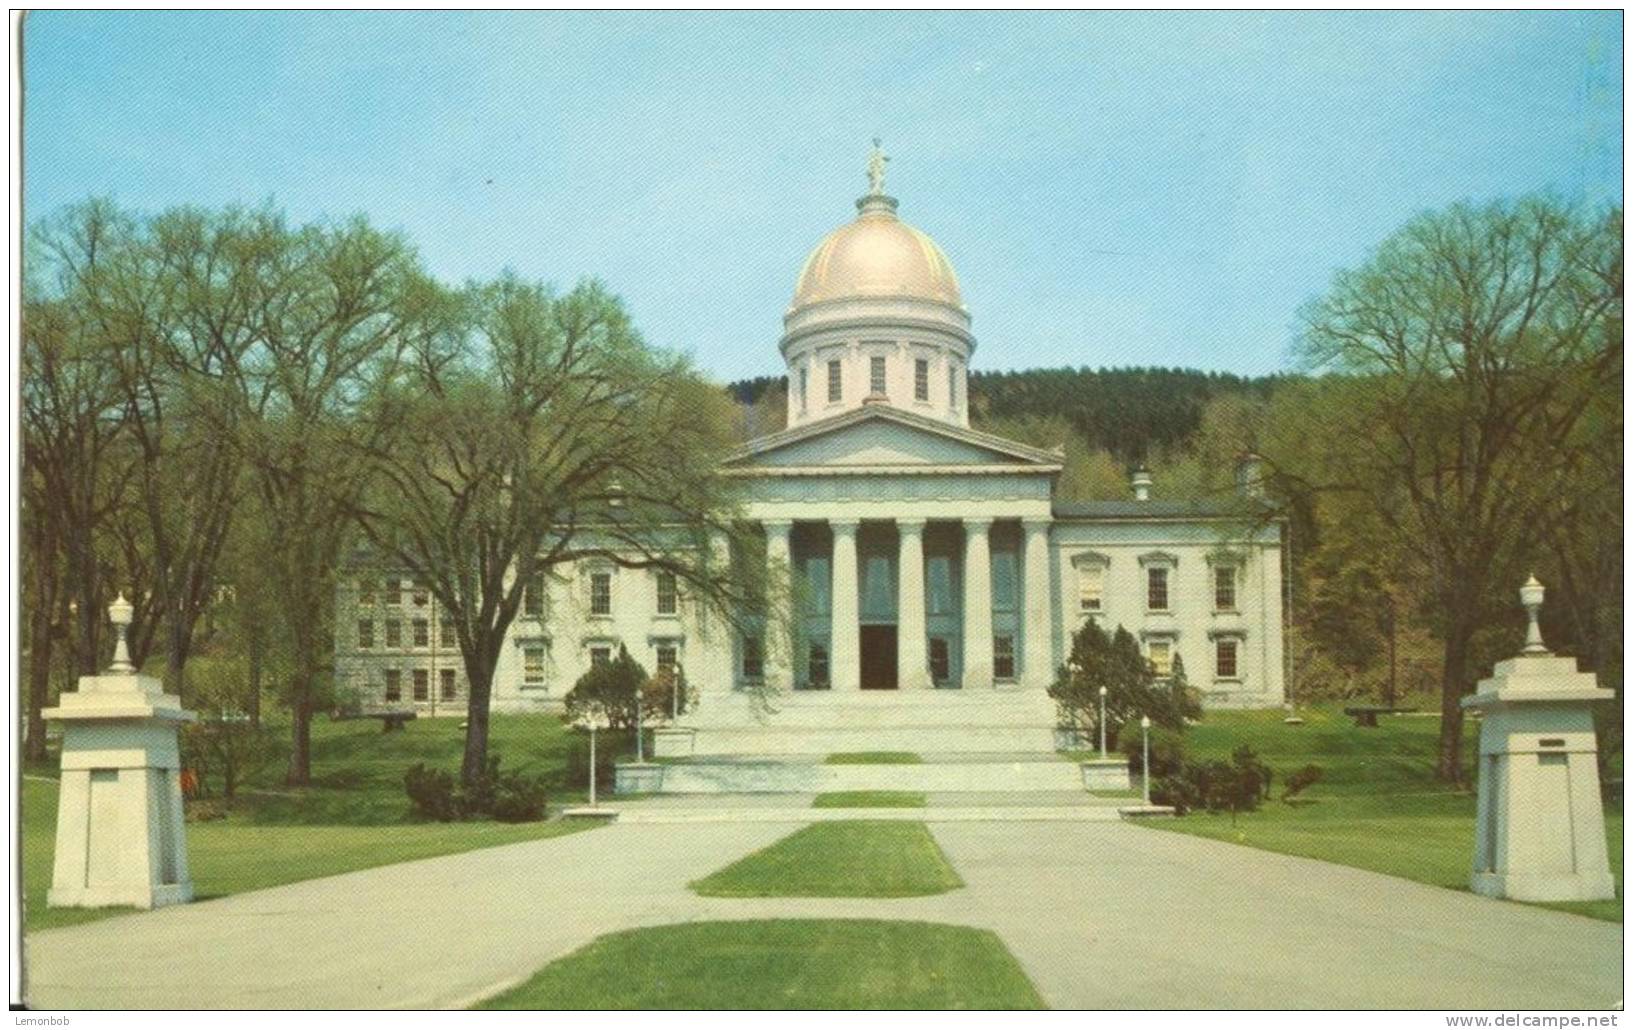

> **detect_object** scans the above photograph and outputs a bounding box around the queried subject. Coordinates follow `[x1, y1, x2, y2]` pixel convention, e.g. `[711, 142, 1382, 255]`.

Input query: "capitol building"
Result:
[335, 157, 1287, 754]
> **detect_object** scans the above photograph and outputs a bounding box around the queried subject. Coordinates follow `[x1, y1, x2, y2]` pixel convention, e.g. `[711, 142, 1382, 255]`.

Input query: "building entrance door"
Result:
[859, 625, 898, 690]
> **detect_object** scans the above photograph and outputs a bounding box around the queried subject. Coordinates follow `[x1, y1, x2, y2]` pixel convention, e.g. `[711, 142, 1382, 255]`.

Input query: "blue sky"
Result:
[23, 11, 1623, 382]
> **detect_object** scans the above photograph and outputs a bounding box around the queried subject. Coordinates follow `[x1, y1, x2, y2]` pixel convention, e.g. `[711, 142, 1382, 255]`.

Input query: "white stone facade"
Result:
[332, 177, 1288, 731]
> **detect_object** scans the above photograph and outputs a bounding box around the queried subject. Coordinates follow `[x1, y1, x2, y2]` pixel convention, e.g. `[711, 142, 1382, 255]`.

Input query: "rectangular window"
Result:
[799, 367, 808, 411]
[1078, 564, 1104, 612]
[991, 551, 1018, 612]
[807, 642, 829, 687]
[741, 635, 764, 681]
[656, 571, 678, 615]
[412, 669, 429, 701]
[589, 646, 611, 668]
[914, 357, 929, 401]
[993, 635, 1016, 680]
[440, 618, 456, 648]
[440, 668, 457, 701]
[384, 669, 401, 702]
[412, 619, 429, 647]
[805, 556, 831, 614]
[656, 644, 678, 676]
[1148, 639, 1173, 678]
[385, 576, 402, 606]
[412, 579, 428, 607]
[949, 364, 960, 409]
[926, 555, 954, 615]
[590, 571, 612, 616]
[524, 572, 545, 617]
[357, 620, 374, 649]
[870, 355, 887, 395]
[385, 619, 401, 647]
[358, 579, 375, 606]
[523, 646, 546, 684]
[1147, 567, 1169, 611]
[1214, 565, 1237, 611]
[929, 637, 950, 683]
[1216, 637, 1240, 680]
[827, 359, 842, 403]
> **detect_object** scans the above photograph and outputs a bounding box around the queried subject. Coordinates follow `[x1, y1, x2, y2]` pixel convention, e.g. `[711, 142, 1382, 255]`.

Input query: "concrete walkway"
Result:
[24, 819, 1622, 1010]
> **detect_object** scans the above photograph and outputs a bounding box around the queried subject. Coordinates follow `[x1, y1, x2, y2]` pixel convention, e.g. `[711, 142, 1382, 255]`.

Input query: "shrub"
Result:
[1281, 763, 1324, 802]
[646, 666, 691, 722]
[489, 772, 549, 822]
[403, 754, 549, 822]
[1151, 745, 1271, 819]
[565, 728, 632, 790]
[1121, 722, 1186, 778]
[404, 762, 460, 821]
[1050, 621, 1201, 751]
[562, 645, 650, 730]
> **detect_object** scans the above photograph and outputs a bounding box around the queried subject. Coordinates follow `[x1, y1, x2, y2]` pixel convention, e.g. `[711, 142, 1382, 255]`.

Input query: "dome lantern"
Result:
[779, 145, 975, 431]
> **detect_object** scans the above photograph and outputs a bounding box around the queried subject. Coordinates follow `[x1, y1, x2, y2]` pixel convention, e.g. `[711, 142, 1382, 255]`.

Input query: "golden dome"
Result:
[789, 195, 964, 312]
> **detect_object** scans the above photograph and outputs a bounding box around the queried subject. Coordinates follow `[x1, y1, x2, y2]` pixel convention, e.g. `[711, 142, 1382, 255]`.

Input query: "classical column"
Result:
[1022, 518, 1054, 689]
[830, 519, 861, 691]
[896, 519, 930, 690]
[961, 518, 994, 689]
[764, 520, 794, 693]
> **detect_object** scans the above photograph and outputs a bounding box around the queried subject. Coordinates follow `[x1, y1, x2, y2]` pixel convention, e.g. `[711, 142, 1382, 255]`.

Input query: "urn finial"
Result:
[1520, 575, 1548, 655]
[107, 593, 135, 674]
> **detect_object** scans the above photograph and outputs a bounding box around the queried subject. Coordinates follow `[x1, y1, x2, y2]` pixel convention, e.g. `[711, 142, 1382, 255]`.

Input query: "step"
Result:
[614, 805, 1124, 824]
[682, 688, 1058, 730]
[662, 725, 1061, 757]
[618, 757, 1084, 794]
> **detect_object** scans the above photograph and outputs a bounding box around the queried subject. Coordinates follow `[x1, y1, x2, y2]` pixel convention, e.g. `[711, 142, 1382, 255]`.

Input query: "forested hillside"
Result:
[726, 366, 1287, 464]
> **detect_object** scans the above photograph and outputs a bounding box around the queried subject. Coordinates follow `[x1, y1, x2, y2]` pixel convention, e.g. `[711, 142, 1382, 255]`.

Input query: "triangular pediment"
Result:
[723, 405, 1063, 474]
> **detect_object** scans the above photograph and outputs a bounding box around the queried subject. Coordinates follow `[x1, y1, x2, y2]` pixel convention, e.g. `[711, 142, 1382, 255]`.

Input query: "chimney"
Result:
[1130, 465, 1153, 502]
[1235, 452, 1265, 499]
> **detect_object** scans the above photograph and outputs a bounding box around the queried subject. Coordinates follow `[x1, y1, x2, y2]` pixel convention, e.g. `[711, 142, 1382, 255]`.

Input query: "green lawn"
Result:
[825, 751, 921, 765]
[813, 790, 927, 809]
[691, 821, 963, 898]
[1141, 705, 1624, 922]
[22, 713, 608, 933]
[475, 920, 1044, 1009]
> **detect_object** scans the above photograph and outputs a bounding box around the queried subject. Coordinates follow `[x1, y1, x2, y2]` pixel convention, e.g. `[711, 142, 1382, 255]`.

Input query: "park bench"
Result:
[331, 707, 418, 733]
[1343, 705, 1417, 728]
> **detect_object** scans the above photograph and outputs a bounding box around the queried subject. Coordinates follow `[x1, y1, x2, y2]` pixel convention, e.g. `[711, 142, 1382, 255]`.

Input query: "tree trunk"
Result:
[25, 602, 53, 763]
[1435, 623, 1474, 785]
[247, 632, 263, 728]
[462, 663, 494, 787]
[286, 678, 312, 787]
[165, 614, 193, 702]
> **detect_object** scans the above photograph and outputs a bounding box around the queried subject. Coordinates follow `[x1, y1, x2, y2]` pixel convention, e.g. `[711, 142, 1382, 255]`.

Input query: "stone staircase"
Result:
[639, 752, 1082, 794]
[655, 687, 1062, 757]
[624, 688, 1084, 796]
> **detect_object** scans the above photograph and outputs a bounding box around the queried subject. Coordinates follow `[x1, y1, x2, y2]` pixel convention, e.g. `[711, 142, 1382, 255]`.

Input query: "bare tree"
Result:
[1294, 196, 1621, 783]
[29, 202, 261, 698]
[352, 275, 763, 786]
[210, 213, 447, 785]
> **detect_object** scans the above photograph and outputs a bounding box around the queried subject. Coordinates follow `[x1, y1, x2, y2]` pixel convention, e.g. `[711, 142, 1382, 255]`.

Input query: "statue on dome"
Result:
[866, 138, 889, 196]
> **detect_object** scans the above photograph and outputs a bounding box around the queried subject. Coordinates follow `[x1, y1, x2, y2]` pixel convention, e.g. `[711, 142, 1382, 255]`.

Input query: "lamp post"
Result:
[1140, 715, 1152, 805]
[634, 682, 645, 763]
[1098, 685, 1108, 758]
[577, 710, 609, 808]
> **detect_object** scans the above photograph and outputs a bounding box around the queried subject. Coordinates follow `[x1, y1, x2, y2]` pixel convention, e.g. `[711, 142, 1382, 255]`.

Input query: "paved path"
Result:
[24, 819, 1622, 1009]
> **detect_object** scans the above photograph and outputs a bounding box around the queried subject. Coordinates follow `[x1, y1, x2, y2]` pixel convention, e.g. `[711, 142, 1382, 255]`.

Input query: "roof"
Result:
[1052, 498, 1278, 521]
[725, 402, 1065, 471]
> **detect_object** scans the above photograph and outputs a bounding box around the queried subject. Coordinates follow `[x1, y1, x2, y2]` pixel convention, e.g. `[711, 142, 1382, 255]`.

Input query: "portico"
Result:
[751, 511, 1057, 694]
